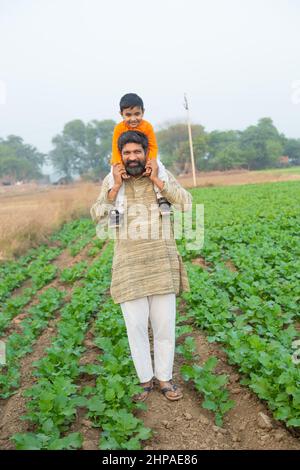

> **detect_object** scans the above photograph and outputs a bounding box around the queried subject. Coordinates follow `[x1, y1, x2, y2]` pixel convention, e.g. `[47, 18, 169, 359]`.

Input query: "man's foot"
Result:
[158, 379, 183, 401]
[133, 379, 154, 402]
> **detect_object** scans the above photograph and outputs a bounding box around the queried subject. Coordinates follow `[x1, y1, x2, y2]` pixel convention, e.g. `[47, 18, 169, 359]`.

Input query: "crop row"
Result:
[178, 181, 300, 428]
[10, 241, 117, 449]
[0, 218, 96, 306]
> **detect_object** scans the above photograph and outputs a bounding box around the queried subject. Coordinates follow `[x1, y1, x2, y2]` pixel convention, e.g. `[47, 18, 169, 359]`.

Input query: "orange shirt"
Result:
[111, 119, 158, 165]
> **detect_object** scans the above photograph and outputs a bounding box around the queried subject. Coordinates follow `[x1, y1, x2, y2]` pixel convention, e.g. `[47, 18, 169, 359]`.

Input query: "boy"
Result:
[108, 93, 171, 227]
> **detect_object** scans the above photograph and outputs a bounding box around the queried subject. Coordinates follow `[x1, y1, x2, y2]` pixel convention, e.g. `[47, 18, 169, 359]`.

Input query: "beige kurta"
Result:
[90, 170, 192, 304]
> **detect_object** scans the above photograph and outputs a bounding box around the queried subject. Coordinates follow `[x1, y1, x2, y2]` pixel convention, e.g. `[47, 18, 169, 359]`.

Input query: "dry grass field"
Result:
[1, 167, 300, 260]
[0, 182, 101, 260]
[177, 167, 300, 188]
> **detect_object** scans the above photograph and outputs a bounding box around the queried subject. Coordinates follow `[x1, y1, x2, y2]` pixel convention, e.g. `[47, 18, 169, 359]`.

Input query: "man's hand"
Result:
[143, 159, 165, 191]
[143, 159, 159, 181]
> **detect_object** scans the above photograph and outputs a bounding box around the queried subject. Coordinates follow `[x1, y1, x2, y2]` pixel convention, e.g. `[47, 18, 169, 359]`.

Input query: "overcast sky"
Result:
[1, 0, 300, 162]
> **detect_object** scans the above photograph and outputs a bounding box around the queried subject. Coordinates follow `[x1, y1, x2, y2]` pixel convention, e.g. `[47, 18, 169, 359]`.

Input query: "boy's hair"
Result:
[118, 131, 148, 154]
[119, 93, 144, 112]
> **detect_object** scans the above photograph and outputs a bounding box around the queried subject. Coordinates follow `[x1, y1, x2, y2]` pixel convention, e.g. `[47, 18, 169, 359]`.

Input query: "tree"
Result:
[49, 119, 115, 180]
[85, 120, 115, 178]
[213, 142, 245, 170]
[283, 138, 300, 164]
[240, 118, 283, 169]
[156, 123, 207, 174]
[0, 135, 45, 181]
[206, 130, 242, 169]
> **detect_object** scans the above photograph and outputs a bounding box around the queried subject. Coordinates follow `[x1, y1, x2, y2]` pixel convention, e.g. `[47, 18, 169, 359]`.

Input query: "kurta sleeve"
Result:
[160, 170, 193, 212]
[90, 175, 113, 225]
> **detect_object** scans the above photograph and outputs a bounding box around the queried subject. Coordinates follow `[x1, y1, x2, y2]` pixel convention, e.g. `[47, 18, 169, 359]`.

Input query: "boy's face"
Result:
[120, 106, 144, 128]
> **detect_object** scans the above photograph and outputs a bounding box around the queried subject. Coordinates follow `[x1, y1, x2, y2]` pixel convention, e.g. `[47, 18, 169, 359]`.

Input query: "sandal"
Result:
[159, 379, 183, 401]
[133, 379, 154, 402]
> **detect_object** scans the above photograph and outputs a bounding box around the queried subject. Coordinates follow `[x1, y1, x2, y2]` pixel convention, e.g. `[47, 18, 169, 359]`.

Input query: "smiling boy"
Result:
[108, 93, 171, 227]
[111, 93, 158, 165]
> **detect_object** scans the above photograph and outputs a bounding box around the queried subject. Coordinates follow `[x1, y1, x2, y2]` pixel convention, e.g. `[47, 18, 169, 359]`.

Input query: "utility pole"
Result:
[183, 93, 197, 187]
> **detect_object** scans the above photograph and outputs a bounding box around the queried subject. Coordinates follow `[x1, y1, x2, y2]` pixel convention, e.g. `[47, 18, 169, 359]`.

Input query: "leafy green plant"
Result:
[181, 357, 235, 426]
[60, 261, 88, 283]
[179, 181, 300, 430]
[176, 336, 199, 362]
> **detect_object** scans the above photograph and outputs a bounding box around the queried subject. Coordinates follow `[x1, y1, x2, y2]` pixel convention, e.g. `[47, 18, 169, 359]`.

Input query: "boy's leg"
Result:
[109, 166, 125, 227]
[152, 161, 171, 214]
[154, 187, 172, 215]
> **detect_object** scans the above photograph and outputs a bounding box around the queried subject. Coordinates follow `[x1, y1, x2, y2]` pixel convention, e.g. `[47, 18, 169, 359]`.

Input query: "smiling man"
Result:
[90, 130, 192, 402]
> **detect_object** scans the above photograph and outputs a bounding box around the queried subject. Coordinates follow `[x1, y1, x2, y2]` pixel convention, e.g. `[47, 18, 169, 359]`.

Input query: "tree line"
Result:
[1, 117, 300, 182]
[0, 136, 45, 182]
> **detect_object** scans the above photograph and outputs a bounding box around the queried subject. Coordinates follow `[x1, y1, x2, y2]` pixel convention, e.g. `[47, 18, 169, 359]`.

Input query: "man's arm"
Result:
[90, 176, 114, 224]
[152, 170, 193, 212]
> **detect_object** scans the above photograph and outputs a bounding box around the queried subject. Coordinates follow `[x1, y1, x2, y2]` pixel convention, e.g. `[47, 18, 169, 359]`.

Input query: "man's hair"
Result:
[119, 93, 144, 112]
[117, 131, 148, 154]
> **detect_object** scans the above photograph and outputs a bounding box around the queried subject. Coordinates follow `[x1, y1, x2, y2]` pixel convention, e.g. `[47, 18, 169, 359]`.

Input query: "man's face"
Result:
[121, 142, 147, 176]
[120, 106, 144, 128]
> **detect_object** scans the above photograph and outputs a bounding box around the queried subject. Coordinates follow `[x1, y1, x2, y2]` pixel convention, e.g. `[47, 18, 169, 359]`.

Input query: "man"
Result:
[90, 131, 192, 402]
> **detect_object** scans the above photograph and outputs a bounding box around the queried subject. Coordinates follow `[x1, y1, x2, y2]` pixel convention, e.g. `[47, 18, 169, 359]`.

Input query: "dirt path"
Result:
[137, 308, 300, 450]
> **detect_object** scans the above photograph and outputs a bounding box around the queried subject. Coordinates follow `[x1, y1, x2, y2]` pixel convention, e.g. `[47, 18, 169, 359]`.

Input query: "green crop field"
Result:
[0, 180, 299, 450]
[179, 181, 300, 427]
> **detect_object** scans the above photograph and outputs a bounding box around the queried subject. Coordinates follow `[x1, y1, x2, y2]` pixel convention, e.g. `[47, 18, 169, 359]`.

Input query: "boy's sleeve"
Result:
[111, 124, 123, 165]
[146, 122, 159, 159]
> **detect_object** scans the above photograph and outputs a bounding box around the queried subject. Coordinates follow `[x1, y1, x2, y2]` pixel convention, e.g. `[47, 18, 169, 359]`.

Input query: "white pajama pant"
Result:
[120, 293, 176, 383]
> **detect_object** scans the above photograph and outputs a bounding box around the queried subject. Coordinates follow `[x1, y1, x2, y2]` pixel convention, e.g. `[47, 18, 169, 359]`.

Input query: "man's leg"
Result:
[148, 292, 182, 400]
[120, 296, 154, 383]
[148, 293, 176, 381]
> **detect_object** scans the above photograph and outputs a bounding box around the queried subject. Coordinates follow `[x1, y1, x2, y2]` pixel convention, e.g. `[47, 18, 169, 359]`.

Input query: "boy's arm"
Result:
[145, 122, 159, 159]
[111, 124, 123, 165]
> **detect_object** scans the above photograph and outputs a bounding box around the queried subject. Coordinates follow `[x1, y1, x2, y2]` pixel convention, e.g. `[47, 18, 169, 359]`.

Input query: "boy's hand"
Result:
[112, 163, 129, 186]
[119, 163, 131, 180]
[143, 159, 159, 182]
[142, 165, 152, 177]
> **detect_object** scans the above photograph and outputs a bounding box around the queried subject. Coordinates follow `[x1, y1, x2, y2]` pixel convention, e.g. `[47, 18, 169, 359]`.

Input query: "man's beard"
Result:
[124, 159, 146, 176]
